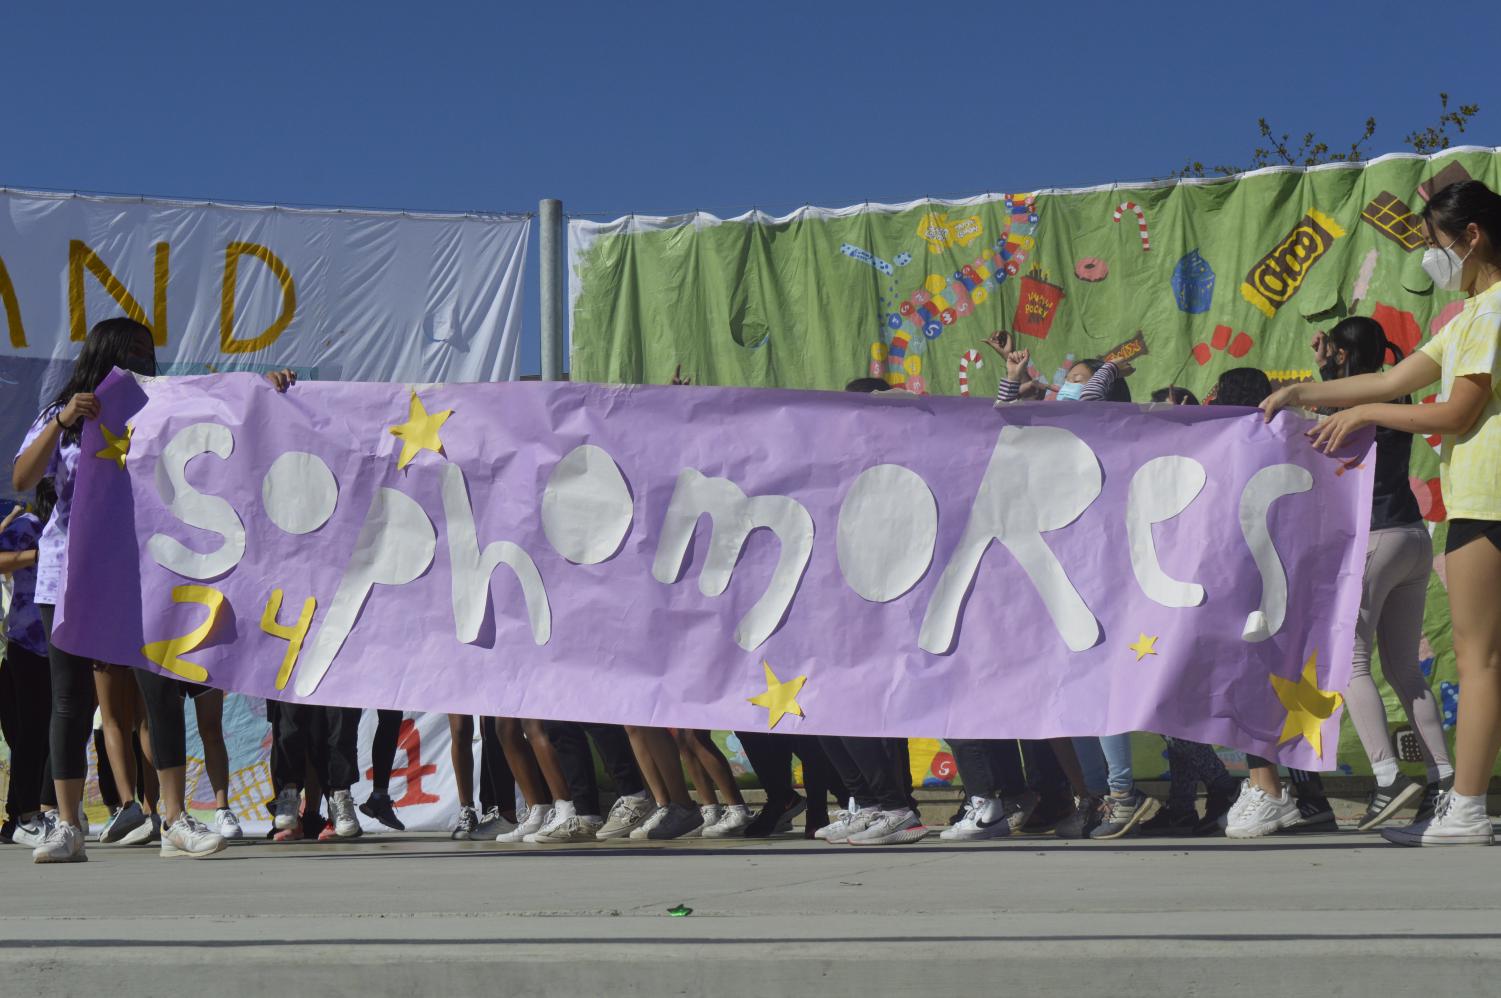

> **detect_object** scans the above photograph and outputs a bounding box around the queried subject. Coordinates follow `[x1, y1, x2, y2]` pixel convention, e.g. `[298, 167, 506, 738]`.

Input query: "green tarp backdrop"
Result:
[569, 147, 1501, 779]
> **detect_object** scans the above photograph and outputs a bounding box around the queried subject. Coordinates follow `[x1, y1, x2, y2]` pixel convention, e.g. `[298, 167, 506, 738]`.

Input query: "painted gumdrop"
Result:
[1441, 682, 1459, 728]
[1172, 249, 1216, 314]
[930, 752, 956, 781]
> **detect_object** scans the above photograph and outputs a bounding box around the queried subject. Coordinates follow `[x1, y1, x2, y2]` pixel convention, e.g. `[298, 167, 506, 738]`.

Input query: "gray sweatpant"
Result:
[1345, 523, 1451, 778]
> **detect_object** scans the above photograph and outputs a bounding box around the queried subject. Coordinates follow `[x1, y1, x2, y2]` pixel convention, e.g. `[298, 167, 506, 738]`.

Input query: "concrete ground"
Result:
[2, 821, 1499, 998]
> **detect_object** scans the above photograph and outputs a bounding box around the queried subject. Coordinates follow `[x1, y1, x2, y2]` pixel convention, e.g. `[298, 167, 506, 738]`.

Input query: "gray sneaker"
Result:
[1089, 789, 1161, 840]
[645, 803, 705, 840]
[597, 795, 655, 840]
[848, 808, 928, 845]
[32, 820, 86, 864]
[120, 813, 162, 846]
[100, 800, 146, 844]
[1055, 794, 1104, 839]
[821, 807, 878, 844]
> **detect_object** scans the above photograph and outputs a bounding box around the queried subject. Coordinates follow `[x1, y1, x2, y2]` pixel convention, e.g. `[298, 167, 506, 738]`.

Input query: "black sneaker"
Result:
[0, 818, 15, 844]
[1413, 775, 1455, 824]
[1139, 807, 1198, 837]
[1021, 793, 1074, 834]
[1356, 775, 1424, 831]
[745, 794, 804, 838]
[1195, 790, 1237, 836]
[1286, 796, 1338, 832]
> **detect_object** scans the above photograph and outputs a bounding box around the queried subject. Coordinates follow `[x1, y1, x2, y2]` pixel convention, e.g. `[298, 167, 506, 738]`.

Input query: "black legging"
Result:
[134, 669, 189, 770]
[478, 719, 514, 814]
[819, 736, 913, 812]
[736, 731, 845, 824]
[39, 604, 93, 782]
[0, 642, 51, 817]
[274, 703, 361, 792]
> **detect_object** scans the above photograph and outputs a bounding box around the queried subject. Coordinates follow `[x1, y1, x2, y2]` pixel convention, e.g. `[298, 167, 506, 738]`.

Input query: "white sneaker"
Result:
[814, 809, 853, 840]
[161, 815, 227, 859]
[32, 821, 86, 864]
[453, 805, 480, 840]
[271, 786, 301, 831]
[682, 804, 721, 838]
[499, 804, 549, 843]
[941, 796, 1012, 841]
[630, 804, 670, 840]
[330, 790, 362, 838]
[1226, 784, 1299, 839]
[1226, 780, 1255, 824]
[848, 808, 928, 845]
[13, 813, 52, 849]
[597, 795, 655, 839]
[100, 800, 146, 844]
[529, 815, 598, 843]
[821, 807, 878, 844]
[644, 802, 705, 840]
[215, 808, 244, 841]
[1382, 793, 1494, 846]
[703, 804, 751, 838]
[120, 814, 162, 846]
[473, 807, 515, 840]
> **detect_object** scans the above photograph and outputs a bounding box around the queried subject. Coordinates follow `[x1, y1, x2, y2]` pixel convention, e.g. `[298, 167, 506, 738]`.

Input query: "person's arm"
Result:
[1261, 351, 1440, 420]
[1307, 374, 1491, 452]
[0, 550, 36, 576]
[14, 393, 97, 491]
[1078, 360, 1133, 401]
[994, 346, 1031, 406]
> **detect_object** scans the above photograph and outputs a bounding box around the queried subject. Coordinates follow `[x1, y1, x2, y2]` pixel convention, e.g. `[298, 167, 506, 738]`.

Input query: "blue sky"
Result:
[3, 0, 1496, 374]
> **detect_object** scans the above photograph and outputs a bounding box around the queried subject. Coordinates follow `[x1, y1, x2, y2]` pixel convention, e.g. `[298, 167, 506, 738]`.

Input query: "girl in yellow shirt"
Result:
[1262, 179, 1501, 846]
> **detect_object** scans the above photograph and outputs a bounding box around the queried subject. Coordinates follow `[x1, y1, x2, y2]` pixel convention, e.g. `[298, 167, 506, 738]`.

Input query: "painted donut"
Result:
[1074, 257, 1109, 282]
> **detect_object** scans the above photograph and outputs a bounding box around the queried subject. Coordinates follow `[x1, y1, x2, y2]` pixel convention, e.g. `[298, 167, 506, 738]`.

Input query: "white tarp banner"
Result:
[0, 187, 530, 476]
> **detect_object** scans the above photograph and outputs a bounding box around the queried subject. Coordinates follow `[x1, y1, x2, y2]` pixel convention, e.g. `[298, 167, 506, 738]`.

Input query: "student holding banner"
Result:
[1263, 180, 1501, 847]
[14, 317, 296, 863]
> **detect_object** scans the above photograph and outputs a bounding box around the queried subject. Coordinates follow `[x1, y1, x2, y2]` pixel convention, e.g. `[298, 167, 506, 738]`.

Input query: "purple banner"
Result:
[56, 372, 1373, 768]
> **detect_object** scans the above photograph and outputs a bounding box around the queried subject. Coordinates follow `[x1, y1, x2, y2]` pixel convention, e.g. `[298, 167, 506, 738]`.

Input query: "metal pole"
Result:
[539, 198, 564, 381]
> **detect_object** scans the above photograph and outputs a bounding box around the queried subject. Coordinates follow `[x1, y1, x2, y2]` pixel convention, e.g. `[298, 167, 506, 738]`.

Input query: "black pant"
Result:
[0, 642, 51, 817]
[370, 709, 403, 792]
[478, 719, 513, 814]
[273, 703, 361, 792]
[39, 604, 93, 782]
[949, 739, 1028, 799]
[93, 729, 119, 811]
[545, 721, 645, 816]
[820, 736, 912, 812]
[736, 731, 845, 822]
[1021, 739, 1071, 797]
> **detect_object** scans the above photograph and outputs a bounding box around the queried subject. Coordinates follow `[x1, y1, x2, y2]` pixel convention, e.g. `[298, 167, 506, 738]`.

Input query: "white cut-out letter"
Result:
[542, 444, 633, 564]
[441, 463, 550, 645]
[262, 452, 339, 535]
[294, 488, 436, 696]
[149, 422, 246, 580]
[652, 468, 814, 651]
[1126, 455, 1207, 608]
[1238, 463, 1313, 642]
[920, 425, 1101, 654]
[837, 464, 937, 602]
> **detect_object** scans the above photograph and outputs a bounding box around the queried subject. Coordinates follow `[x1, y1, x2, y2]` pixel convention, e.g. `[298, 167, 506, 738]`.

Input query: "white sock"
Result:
[1436, 763, 1456, 781]
[1372, 759, 1400, 787]
[553, 800, 576, 820]
[624, 790, 647, 801]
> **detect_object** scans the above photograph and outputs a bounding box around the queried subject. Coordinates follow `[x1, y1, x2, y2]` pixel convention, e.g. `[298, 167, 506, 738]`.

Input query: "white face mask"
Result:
[1422, 236, 1472, 292]
[1056, 381, 1086, 401]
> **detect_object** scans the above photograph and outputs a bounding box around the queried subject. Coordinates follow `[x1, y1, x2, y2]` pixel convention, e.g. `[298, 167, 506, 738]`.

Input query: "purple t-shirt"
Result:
[15, 412, 79, 608]
[0, 512, 45, 655]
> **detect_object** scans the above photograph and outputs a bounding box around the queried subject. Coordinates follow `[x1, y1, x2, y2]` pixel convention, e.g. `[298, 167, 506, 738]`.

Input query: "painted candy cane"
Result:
[1113, 201, 1150, 251]
[958, 349, 983, 396]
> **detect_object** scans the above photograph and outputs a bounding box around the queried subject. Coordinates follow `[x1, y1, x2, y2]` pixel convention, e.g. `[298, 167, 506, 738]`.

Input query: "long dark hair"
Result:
[1423, 180, 1501, 264]
[45, 317, 156, 443]
[1326, 316, 1401, 377]
[1150, 386, 1199, 405]
[33, 478, 56, 528]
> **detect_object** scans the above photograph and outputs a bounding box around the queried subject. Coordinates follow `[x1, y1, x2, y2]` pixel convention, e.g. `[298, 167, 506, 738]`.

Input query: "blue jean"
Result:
[1073, 735, 1133, 795]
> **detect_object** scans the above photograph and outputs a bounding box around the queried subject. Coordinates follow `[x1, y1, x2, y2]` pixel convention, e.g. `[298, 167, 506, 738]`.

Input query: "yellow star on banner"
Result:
[747, 661, 807, 730]
[1128, 633, 1159, 661]
[95, 424, 133, 470]
[388, 390, 452, 470]
[1270, 649, 1344, 759]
